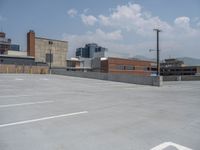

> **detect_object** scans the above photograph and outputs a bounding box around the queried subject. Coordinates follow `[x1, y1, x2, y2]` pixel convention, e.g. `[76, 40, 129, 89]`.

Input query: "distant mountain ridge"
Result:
[132, 56, 200, 66]
[176, 57, 200, 66]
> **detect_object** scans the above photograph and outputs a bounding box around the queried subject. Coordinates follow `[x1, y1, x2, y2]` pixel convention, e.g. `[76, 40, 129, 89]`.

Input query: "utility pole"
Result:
[153, 29, 161, 76]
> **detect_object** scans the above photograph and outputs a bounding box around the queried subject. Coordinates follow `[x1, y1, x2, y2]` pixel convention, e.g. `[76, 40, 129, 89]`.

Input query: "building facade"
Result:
[27, 30, 68, 68]
[161, 58, 200, 76]
[76, 43, 106, 58]
[0, 32, 21, 54]
[101, 57, 157, 76]
[0, 32, 11, 54]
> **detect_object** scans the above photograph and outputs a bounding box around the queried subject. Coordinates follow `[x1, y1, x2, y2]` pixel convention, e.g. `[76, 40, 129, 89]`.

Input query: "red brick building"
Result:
[101, 57, 156, 76]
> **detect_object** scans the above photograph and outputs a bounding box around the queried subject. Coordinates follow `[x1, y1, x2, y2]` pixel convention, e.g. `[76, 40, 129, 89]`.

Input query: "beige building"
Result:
[27, 30, 68, 68]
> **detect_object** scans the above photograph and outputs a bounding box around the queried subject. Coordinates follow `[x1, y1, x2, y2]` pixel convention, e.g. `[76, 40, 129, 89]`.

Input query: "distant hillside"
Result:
[131, 55, 155, 61]
[177, 57, 200, 66]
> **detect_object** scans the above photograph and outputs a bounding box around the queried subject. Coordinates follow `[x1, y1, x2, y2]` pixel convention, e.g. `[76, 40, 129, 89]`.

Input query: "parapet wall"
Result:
[52, 69, 162, 86]
[163, 75, 200, 81]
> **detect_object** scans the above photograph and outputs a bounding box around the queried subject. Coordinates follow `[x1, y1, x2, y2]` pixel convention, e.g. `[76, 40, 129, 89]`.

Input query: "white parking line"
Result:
[40, 78, 49, 80]
[0, 100, 54, 108]
[15, 78, 24, 81]
[0, 111, 88, 128]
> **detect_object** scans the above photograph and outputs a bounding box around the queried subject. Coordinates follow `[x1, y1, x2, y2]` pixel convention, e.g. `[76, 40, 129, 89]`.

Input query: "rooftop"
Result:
[0, 74, 199, 150]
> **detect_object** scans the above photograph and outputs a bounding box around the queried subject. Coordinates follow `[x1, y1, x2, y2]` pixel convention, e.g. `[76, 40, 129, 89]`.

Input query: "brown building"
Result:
[27, 30, 68, 68]
[101, 57, 156, 76]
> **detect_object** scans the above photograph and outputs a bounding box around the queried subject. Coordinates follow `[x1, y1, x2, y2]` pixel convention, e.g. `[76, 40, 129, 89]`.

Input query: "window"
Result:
[126, 65, 135, 70]
[115, 65, 124, 70]
[46, 53, 53, 63]
[115, 65, 135, 70]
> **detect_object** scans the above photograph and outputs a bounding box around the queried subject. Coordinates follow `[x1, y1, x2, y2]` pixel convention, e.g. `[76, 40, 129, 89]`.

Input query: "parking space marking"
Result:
[150, 142, 192, 150]
[40, 78, 49, 80]
[15, 78, 24, 81]
[0, 100, 54, 108]
[0, 111, 88, 128]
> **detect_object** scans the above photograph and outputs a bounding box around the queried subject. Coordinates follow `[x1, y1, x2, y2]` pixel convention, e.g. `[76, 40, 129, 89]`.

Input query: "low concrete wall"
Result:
[163, 75, 200, 81]
[52, 69, 162, 86]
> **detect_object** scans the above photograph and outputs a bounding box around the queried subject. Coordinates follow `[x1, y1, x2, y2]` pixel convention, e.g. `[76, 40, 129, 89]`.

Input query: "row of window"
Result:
[113, 65, 153, 71]
[115, 65, 135, 70]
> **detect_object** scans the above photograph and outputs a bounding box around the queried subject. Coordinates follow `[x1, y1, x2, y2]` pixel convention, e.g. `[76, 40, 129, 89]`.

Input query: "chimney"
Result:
[27, 30, 35, 57]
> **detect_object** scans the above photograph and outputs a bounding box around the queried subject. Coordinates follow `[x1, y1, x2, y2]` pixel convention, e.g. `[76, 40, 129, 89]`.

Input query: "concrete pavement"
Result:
[0, 74, 199, 150]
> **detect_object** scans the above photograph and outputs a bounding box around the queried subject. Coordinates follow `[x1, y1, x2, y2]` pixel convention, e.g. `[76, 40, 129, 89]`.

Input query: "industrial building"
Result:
[101, 57, 157, 76]
[1, 30, 68, 74]
[161, 59, 200, 76]
[76, 43, 107, 58]
[27, 30, 68, 68]
[67, 56, 157, 76]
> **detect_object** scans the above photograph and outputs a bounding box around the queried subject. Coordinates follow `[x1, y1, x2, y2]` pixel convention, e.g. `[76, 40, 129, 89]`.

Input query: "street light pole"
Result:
[153, 29, 161, 76]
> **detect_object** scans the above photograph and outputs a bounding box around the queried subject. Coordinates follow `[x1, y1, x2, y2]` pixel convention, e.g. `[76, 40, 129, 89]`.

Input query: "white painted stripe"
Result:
[151, 142, 192, 150]
[15, 78, 23, 80]
[40, 78, 49, 80]
[0, 111, 88, 128]
[0, 101, 54, 108]
[0, 95, 31, 98]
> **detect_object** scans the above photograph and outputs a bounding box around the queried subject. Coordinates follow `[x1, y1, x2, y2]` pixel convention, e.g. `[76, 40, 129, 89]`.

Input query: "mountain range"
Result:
[132, 55, 200, 66]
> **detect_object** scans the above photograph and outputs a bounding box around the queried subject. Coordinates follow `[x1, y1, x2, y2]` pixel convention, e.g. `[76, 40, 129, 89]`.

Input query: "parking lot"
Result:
[0, 74, 200, 150]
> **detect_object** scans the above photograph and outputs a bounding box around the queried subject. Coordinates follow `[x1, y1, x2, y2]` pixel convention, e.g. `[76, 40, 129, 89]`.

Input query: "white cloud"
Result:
[81, 14, 97, 26]
[67, 9, 78, 17]
[173, 16, 200, 37]
[64, 3, 200, 58]
[174, 16, 190, 28]
[95, 29, 123, 41]
[63, 29, 125, 57]
[97, 3, 172, 36]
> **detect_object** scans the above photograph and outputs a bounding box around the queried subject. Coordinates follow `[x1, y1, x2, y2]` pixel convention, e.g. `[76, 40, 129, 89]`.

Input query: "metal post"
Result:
[49, 48, 52, 74]
[154, 29, 161, 76]
[49, 41, 53, 74]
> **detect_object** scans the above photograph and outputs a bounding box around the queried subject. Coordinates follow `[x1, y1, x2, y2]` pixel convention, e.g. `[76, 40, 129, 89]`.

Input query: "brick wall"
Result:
[101, 57, 154, 76]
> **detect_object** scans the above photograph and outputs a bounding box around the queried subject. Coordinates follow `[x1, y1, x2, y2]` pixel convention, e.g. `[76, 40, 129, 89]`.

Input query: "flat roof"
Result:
[0, 54, 34, 59]
[0, 74, 199, 150]
[35, 36, 68, 43]
[106, 57, 156, 63]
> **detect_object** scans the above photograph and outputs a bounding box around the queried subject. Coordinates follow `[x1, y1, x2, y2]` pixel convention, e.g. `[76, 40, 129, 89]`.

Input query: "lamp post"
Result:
[49, 40, 53, 74]
[150, 29, 161, 76]
[154, 29, 161, 76]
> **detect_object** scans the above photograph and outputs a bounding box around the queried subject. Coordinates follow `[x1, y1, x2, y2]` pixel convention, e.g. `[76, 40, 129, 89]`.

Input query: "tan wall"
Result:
[35, 38, 68, 68]
[0, 64, 48, 74]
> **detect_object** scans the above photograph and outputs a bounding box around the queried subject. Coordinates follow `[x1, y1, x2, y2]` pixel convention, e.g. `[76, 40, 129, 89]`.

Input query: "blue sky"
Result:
[0, 0, 200, 59]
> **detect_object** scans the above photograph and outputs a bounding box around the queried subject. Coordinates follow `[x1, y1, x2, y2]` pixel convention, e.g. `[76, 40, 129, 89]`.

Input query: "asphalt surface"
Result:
[0, 74, 199, 150]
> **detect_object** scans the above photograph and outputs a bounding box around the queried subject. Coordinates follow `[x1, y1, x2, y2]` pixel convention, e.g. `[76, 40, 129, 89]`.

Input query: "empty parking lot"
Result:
[0, 74, 200, 150]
